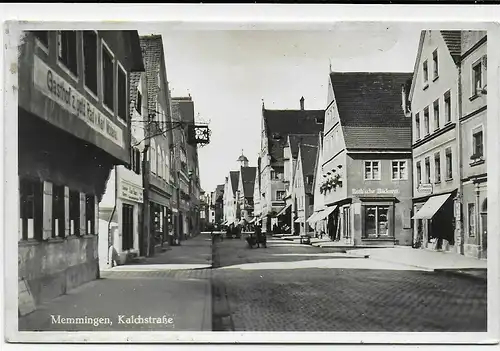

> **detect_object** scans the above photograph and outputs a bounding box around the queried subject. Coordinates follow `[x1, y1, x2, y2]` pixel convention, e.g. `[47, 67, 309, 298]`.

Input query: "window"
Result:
[468, 203, 476, 237]
[422, 60, 429, 85]
[122, 204, 134, 250]
[472, 58, 485, 96]
[416, 161, 422, 186]
[445, 148, 453, 180]
[433, 99, 440, 130]
[19, 178, 43, 240]
[151, 145, 157, 174]
[415, 113, 421, 140]
[33, 31, 49, 48]
[391, 161, 407, 180]
[364, 205, 390, 238]
[51, 184, 65, 238]
[58, 31, 78, 77]
[423, 107, 430, 136]
[102, 43, 114, 111]
[434, 153, 441, 183]
[85, 194, 95, 235]
[135, 148, 141, 174]
[69, 190, 80, 236]
[444, 91, 451, 123]
[83, 31, 98, 96]
[364, 161, 380, 180]
[136, 90, 142, 114]
[424, 157, 431, 183]
[117, 65, 127, 121]
[432, 50, 439, 79]
[472, 129, 484, 158]
[276, 191, 286, 201]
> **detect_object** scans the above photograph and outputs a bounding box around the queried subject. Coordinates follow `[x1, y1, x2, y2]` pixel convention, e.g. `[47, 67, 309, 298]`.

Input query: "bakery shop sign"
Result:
[352, 188, 400, 196]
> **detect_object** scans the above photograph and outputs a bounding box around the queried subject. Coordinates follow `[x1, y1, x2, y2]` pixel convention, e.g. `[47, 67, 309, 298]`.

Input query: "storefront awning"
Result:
[412, 193, 452, 220]
[306, 210, 323, 224]
[315, 205, 338, 221]
[276, 203, 291, 217]
[248, 218, 255, 224]
[222, 220, 228, 225]
[294, 217, 304, 223]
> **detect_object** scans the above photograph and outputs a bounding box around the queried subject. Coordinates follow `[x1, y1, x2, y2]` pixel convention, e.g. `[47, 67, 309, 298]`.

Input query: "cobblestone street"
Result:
[212, 235, 487, 332]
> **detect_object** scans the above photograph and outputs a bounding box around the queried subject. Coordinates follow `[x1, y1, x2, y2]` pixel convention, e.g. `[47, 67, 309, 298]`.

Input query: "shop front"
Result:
[148, 188, 171, 250]
[117, 179, 143, 255]
[412, 190, 457, 252]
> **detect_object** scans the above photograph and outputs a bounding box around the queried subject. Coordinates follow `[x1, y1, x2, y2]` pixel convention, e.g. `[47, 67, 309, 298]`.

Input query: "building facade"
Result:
[223, 171, 240, 226]
[18, 30, 144, 313]
[459, 31, 487, 259]
[410, 31, 462, 252]
[259, 98, 324, 233]
[237, 162, 257, 223]
[214, 184, 225, 225]
[320, 72, 414, 246]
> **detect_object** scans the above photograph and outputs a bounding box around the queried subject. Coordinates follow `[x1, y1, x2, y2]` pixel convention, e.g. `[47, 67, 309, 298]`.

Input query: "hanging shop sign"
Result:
[352, 188, 400, 196]
[33, 55, 124, 148]
[120, 181, 143, 203]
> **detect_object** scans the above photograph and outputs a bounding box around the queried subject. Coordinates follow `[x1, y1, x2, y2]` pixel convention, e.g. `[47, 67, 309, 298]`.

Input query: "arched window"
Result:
[150, 139, 157, 174]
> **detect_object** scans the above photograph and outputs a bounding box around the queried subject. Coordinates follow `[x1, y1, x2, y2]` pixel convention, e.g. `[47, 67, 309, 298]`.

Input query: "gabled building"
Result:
[320, 71, 413, 246]
[237, 165, 257, 223]
[410, 31, 462, 252]
[291, 141, 318, 235]
[18, 30, 144, 313]
[459, 31, 487, 259]
[214, 184, 225, 225]
[258, 97, 324, 233]
[252, 158, 262, 226]
[306, 132, 327, 235]
[223, 171, 240, 226]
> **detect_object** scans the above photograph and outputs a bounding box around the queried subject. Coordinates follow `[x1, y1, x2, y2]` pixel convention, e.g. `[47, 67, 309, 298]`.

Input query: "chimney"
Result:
[300, 96, 305, 110]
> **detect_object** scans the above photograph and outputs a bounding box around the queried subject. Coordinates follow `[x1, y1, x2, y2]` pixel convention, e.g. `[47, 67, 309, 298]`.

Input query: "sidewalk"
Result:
[19, 233, 214, 332]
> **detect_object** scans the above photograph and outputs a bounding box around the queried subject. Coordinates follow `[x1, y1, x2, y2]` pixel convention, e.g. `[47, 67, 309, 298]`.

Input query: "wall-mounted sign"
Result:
[417, 183, 433, 196]
[120, 182, 143, 203]
[352, 188, 400, 196]
[33, 56, 124, 148]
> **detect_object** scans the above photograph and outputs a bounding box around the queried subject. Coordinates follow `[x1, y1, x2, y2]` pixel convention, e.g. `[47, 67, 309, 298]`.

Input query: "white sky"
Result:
[153, 24, 422, 193]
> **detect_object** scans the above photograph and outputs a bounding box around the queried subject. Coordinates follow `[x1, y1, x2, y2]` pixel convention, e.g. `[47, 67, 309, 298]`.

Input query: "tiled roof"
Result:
[230, 171, 240, 196]
[240, 167, 256, 198]
[263, 109, 324, 165]
[288, 134, 320, 158]
[330, 72, 413, 150]
[440, 31, 462, 64]
[139, 35, 163, 114]
[299, 143, 318, 194]
[129, 72, 142, 117]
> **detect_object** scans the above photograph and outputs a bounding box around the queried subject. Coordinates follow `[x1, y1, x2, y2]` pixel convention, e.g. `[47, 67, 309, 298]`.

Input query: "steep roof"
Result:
[440, 30, 462, 64]
[240, 167, 256, 198]
[215, 184, 224, 203]
[330, 72, 413, 150]
[299, 143, 318, 194]
[263, 109, 324, 165]
[139, 35, 163, 114]
[129, 72, 142, 117]
[230, 171, 240, 196]
[288, 134, 320, 158]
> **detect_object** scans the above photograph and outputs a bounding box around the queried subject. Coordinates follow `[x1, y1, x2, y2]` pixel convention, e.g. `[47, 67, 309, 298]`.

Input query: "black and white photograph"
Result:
[2, 4, 499, 348]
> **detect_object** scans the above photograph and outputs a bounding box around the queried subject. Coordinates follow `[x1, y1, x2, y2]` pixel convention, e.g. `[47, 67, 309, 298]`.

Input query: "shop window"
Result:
[423, 107, 430, 136]
[276, 191, 286, 201]
[434, 153, 441, 183]
[33, 31, 49, 48]
[85, 195, 95, 235]
[433, 99, 440, 130]
[472, 57, 486, 96]
[424, 157, 430, 183]
[19, 178, 43, 240]
[102, 43, 114, 112]
[422, 60, 429, 86]
[472, 129, 484, 159]
[117, 64, 127, 122]
[364, 206, 390, 238]
[136, 90, 142, 114]
[391, 160, 407, 180]
[83, 31, 98, 96]
[122, 203, 134, 251]
[432, 49, 439, 79]
[468, 203, 476, 237]
[364, 161, 380, 180]
[416, 161, 422, 186]
[445, 148, 453, 180]
[444, 91, 451, 123]
[58, 31, 78, 77]
[415, 112, 420, 140]
[51, 184, 65, 238]
[69, 190, 80, 236]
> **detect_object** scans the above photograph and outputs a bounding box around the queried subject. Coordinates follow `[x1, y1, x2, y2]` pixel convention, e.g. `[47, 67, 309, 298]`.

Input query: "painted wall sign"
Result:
[417, 183, 433, 196]
[352, 188, 400, 196]
[33, 56, 124, 148]
[120, 182, 143, 203]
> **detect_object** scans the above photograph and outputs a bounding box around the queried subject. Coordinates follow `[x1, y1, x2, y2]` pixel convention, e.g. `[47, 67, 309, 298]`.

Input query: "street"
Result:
[19, 232, 487, 332]
[212, 234, 487, 332]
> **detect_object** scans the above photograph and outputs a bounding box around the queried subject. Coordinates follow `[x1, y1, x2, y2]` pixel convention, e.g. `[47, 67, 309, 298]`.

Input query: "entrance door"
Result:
[122, 204, 134, 251]
[343, 207, 351, 239]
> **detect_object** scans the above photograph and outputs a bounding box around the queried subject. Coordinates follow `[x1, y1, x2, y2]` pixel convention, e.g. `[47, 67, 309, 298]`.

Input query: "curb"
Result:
[433, 269, 487, 282]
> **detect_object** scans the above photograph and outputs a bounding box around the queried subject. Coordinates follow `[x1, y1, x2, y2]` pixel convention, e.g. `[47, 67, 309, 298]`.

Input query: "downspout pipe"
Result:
[107, 165, 118, 265]
[456, 63, 464, 255]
